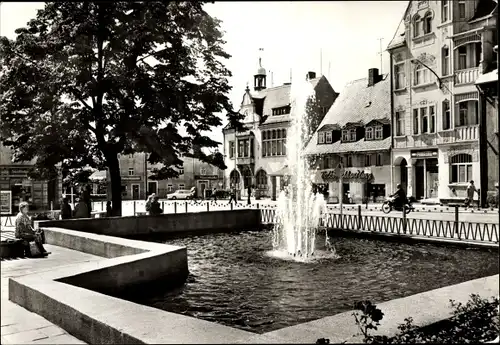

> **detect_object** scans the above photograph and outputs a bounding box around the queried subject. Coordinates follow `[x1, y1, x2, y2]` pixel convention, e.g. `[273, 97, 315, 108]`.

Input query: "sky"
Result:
[0, 1, 408, 146]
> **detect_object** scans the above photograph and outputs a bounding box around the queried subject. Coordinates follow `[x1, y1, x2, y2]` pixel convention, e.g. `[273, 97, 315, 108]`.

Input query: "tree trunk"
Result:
[106, 153, 123, 216]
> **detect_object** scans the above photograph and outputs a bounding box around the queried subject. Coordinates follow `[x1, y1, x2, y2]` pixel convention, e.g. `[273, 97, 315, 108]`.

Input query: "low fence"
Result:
[260, 206, 499, 244]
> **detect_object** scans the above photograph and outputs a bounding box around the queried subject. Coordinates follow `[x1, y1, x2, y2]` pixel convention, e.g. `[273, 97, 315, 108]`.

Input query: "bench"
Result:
[1, 231, 26, 259]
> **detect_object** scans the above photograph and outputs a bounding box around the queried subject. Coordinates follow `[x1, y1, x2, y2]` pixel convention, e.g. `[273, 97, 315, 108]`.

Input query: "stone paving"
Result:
[1, 245, 102, 344]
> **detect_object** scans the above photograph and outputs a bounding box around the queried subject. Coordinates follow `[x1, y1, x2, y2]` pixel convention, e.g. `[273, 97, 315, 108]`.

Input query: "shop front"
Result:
[320, 168, 376, 204]
[410, 149, 439, 200]
[194, 174, 223, 198]
[0, 166, 62, 213]
[121, 175, 142, 200]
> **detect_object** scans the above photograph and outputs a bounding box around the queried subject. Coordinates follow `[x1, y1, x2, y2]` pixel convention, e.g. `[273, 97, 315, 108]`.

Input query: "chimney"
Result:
[368, 68, 380, 87]
[306, 71, 317, 80]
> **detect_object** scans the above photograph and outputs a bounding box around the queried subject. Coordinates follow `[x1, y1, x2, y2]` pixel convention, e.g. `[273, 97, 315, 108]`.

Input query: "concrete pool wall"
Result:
[36, 209, 261, 237]
[8, 212, 500, 344]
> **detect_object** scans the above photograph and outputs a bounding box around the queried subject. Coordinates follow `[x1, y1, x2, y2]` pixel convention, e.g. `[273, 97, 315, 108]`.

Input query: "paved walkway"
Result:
[1, 245, 102, 344]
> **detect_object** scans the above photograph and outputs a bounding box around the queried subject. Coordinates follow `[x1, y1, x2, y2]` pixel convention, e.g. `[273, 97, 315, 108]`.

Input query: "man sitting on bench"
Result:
[15, 202, 50, 257]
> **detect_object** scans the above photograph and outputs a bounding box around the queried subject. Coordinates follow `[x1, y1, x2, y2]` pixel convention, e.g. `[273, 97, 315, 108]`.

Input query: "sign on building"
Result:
[0, 191, 12, 215]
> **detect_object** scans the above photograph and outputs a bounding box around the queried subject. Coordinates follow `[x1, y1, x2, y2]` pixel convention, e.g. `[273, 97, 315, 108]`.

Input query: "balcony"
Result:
[437, 125, 479, 145]
[235, 156, 255, 165]
[455, 67, 480, 85]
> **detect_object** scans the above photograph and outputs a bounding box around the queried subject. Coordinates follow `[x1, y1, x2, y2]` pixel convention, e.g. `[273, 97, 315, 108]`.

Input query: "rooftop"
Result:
[304, 74, 391, 156]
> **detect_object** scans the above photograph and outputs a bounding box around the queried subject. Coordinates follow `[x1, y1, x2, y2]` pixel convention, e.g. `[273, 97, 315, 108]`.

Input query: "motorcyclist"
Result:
[390, 184, 407, 210]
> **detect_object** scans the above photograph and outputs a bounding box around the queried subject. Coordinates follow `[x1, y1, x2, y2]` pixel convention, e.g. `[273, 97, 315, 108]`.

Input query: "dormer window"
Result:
[318, 132, 325, 144]
[375, 126, 383, 139]
[272, 106, 290, 116]
[325, 132, 332, 143]
[342, 129, 356, 142]
[366, 127, 374, 140]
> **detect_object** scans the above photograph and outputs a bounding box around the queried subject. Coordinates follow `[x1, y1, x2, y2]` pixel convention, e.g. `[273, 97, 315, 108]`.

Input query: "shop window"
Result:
[450, 154, 472, 183]
[128, 168, 134, 176]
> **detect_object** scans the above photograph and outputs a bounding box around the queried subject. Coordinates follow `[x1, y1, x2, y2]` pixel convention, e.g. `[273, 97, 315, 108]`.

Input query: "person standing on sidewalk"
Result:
[82, 185, 92, 218]
[465, 180, 479, 208]
[60, 197, 72, 220]
[228, 185, 237, 205]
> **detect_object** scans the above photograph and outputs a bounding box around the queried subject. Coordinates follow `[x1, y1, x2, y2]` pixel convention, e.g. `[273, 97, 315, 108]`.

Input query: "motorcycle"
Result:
[381, 196, 414, 214]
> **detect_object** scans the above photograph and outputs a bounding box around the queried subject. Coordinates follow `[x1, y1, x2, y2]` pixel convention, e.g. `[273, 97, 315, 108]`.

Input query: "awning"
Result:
[475, 69, 498, 85]
[89, 170, 107, 182]
[269, 165, 290, 177]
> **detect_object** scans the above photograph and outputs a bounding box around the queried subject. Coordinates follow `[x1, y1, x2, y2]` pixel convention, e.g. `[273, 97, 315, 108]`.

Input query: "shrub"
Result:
[316, 294, 499, 344]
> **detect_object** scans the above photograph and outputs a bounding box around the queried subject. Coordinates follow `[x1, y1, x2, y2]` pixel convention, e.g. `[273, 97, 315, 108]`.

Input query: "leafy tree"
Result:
[0, 1, 244, 216]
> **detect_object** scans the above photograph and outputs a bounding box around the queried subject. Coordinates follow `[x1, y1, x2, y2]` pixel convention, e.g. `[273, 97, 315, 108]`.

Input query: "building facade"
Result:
[305, 69, 392, 204]
[0, 143, 63, 213]
[387, 0, 497, 204]
[222, 57, 338, 200]
[93, 153, 224, 200]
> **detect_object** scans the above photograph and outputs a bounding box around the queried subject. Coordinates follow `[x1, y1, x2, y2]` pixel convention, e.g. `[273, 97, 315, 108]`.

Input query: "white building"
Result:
[387, 0, 497, 204]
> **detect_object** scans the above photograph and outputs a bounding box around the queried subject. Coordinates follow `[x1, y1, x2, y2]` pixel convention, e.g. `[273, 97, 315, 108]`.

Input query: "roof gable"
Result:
[318, 124, 341, 132]
[365, 118, 390, 127]
[343, 121, 364, 129]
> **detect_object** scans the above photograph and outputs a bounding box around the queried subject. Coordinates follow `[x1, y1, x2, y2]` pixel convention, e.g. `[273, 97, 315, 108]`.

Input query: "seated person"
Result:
[15, 202, 50, 257]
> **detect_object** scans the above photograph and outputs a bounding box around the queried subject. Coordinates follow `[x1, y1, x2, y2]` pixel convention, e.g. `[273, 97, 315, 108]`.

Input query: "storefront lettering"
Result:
[411, 150, 437, 158]
[9, 169, 29, 176]
[195, 175, 219, 180]
[321, 169, 374, 182]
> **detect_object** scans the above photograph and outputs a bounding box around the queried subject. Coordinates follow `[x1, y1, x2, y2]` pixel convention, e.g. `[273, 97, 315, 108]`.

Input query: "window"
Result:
[167, 184, 174, 192]
[262, 129, 286, 157]
[366, 127, 374, 140]
[238, 139, 251, 158]
[200, 168, 207, 175]
[229, 141, 235, 158]
[423, 12, 432, 34]
[429, 106, 435, 133]
[318, 132, 325, 144]
[376, 153, 383, 166]
[413, 109, 419, 134]
[349, 129, 356, 141]
[442, 100, 451, 130]
[414, 63, 429, 85]
[375, 126, 383, 139]
[179, 169, 184, 175]
[394, 62, 406, 89]
[272, 106, 290, 116]
[413, 15, 421, 37]
[442, 47, 450, 76]
[395, 111, 405, 136]
[458, 102, 468, 126]
[421, 107, 428, 133]
[342, 130, 349, 141]
[458, 0, 466, 19]
[179, 184, 185, 189]
[346, 155, 352, 168]
[364, 154, 371, 167]
[325, 132, 332, 143]
[450, 154, 472, 183]
[128, 168, 134, 176]
[324, 156, 330, 169]
[442, 0, 449, 22]
[256, 170, 268, 189]
[458, 46, 467, 70]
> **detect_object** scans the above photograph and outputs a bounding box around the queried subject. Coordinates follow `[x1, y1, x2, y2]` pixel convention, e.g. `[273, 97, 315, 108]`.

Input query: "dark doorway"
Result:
[415, 163, 425, 200]
[400, 158, 408, 193]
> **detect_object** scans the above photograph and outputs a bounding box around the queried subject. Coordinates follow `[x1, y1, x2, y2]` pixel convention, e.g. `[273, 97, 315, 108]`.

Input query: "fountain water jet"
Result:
[271, 70, 338, 261]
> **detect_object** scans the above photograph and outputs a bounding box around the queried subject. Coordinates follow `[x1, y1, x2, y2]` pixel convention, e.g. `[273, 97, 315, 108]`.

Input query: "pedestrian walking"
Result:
[60, 197, 72, 220]
[106, 201, 112, 217]
[228, 185, 237, 205]
[211, 187, 218, 204]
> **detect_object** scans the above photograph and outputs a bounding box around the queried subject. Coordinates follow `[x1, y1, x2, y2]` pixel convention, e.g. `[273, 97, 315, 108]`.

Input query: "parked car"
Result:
[166, 189, 194, 200]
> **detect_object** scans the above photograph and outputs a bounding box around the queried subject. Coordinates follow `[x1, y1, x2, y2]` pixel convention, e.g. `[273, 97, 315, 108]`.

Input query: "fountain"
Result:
[271, 70, 338, 260]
